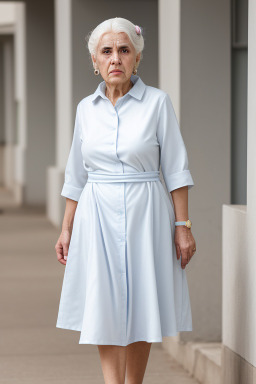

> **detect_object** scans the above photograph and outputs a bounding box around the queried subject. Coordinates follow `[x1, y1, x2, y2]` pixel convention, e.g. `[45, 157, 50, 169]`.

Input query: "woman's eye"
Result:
[102, 49, 129, 54]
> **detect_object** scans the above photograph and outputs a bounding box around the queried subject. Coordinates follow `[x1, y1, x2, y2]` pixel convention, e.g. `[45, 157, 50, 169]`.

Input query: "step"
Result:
[162, 340, 222, 384]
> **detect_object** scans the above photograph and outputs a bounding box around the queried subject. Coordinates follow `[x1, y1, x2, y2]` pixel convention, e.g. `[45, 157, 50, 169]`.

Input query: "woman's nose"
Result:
[111, 51, 121, 63]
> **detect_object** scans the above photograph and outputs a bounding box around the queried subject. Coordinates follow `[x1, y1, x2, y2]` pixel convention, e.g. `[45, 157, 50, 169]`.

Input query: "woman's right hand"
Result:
[55, 229, 72, 265]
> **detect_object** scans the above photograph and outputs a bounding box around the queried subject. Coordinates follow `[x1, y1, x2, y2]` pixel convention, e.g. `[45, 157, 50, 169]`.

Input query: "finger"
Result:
[175, 244, 181, 260]
[190, 245, 196, 258]
[56, 250, 66, 265]
[63, 244, 69, 261]
[55, 243, 63, 262]
[55, 240, 67, 265]
[56, 251, 64, 262]
[181, 250, 189, 269]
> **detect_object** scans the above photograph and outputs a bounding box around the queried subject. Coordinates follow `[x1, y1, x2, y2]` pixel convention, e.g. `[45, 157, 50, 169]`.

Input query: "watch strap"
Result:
[175, 220, 192, 228]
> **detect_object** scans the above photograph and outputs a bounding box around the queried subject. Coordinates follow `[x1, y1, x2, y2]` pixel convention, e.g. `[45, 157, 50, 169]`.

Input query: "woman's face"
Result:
[92, 31, 141, 86]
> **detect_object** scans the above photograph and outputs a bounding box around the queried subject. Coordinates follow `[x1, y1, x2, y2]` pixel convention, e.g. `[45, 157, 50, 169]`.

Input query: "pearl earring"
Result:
[94, 68, 100, 75]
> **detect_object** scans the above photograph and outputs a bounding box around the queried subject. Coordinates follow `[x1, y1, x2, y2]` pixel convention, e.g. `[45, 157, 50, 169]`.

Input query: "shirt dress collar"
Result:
[91, 74, 146, 103]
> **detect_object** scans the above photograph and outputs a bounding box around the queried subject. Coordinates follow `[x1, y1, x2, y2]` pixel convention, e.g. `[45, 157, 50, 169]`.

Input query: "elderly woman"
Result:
[55, 17, 196, 384]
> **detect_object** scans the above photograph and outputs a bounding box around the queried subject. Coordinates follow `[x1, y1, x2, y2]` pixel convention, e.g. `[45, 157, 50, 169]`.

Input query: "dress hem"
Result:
[56, 323, 193, 346]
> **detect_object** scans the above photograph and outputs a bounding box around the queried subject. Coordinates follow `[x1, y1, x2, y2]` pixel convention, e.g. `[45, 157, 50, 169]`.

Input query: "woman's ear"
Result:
[91, 53, 96, 66]
[136, 52, 141, 65]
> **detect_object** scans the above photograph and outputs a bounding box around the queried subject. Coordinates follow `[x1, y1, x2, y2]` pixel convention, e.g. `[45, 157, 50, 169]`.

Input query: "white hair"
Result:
[85, 17, 145, 67]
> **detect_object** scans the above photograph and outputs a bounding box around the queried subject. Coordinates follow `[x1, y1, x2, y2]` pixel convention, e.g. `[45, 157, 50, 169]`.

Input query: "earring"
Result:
[133, 68, 137, 75]
[94, 68, 100, 75]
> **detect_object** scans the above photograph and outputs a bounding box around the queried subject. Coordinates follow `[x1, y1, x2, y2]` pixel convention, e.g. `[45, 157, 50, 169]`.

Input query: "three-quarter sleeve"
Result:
[157, 93, 194, 193]
[61, 103, 88, 201]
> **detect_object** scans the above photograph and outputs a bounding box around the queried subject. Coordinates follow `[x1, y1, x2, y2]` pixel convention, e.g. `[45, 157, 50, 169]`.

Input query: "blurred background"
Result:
[0, 0, 255, 383]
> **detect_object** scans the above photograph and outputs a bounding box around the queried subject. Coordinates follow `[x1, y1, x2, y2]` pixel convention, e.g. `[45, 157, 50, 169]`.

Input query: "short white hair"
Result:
[86, 17, 145, 66]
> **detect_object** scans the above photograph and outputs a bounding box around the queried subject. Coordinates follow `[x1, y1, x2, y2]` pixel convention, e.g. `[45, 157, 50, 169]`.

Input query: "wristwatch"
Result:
[175, 219, 192, 229]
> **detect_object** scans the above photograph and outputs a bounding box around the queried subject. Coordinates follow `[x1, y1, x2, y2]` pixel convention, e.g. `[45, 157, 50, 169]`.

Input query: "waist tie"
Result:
[87, 170, 160, 183]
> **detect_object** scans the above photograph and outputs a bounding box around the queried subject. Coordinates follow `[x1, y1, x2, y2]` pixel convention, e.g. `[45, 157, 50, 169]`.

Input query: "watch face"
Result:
[186, 220, 192, 228]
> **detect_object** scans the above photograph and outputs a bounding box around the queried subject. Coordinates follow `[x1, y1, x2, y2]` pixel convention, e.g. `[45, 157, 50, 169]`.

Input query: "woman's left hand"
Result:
[174, 226, 196, 269]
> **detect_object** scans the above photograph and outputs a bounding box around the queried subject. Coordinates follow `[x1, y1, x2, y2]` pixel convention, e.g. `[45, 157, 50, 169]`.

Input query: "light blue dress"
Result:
[56, 74, 195, 346]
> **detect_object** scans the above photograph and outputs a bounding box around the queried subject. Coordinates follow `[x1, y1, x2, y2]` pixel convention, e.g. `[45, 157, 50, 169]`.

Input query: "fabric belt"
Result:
[87, 170, 160, 183]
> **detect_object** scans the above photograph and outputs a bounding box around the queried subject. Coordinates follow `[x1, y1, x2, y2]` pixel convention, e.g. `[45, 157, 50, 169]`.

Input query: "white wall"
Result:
[222, 0, 256, 369]
[0, 2, 27, 200]
[246, 0, 256, 364]
[14, 2, 27, 196]
[0, 42, 4, 185]
[0, 42, 4, 145]
[0, 2, 16, 25]
[3, 37, 15, 189]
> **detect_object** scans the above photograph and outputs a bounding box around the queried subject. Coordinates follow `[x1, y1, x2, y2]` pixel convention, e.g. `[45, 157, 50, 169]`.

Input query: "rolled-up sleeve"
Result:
[157, 93, 194, 193]
[61, 103, 88, 201]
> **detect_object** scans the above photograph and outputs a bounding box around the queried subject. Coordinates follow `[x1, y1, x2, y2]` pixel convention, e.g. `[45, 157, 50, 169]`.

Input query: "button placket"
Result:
[113, 106, 121, 169]
[113, 101, 127, 343]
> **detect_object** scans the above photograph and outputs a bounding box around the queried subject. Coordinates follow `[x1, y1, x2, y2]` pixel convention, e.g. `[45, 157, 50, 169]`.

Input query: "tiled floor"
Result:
[0, 189, 199, 383]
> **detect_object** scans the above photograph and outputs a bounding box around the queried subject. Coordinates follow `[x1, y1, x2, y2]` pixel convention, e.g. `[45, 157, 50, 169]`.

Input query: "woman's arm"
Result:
[62, 198, 78, 232]
[55, 103, 87, 265]
[171, 186, 196, 269]
[171, 185, 189, 221]
[155, 93, 196, 268]
[55, 198, 78, 265]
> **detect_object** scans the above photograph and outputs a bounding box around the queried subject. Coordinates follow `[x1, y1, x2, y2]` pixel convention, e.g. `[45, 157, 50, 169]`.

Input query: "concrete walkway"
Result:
[0, 188, 199, 384]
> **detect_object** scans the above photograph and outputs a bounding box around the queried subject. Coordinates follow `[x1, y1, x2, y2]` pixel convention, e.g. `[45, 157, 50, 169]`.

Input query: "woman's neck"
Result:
[105, 80, 133, 106]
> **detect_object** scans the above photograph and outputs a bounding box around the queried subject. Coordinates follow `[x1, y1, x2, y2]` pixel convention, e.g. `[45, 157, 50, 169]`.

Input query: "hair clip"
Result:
[135, 25, 141, 35]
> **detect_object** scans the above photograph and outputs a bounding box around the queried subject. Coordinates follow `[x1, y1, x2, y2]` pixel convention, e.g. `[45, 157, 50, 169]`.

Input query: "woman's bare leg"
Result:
[125, 341, 152, 384]
[98, 345, 127, 384]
